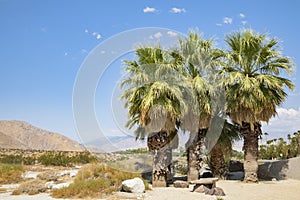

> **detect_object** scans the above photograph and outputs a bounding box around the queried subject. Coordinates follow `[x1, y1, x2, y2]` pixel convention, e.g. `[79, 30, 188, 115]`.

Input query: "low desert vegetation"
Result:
[51, 163, 149, 199]
[0, 155, 36, 165]
[12, 179, 46, 195]
[0, 164, 24, 184]
[38, 151, 97, 167]
[113, 148, 149, 154]
[0, 150, 97, 166]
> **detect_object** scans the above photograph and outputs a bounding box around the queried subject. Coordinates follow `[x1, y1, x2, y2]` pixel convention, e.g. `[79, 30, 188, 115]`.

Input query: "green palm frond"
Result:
[221, 29, 294, 126]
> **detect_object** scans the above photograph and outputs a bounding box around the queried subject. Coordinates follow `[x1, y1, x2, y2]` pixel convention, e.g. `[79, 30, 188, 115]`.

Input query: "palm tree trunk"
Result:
[210, 144, 226, 178]
[242, 122, 261, 183]
[186, 129, 206, 182]
[148, 132, 172, 187]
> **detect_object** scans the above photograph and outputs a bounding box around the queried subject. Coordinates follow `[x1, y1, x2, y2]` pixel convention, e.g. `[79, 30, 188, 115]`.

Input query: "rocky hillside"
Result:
[0, 120, 85, 151]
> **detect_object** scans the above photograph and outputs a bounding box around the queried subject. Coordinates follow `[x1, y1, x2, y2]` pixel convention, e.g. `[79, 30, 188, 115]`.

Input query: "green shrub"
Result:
[38, 151, 97, 167]
[38, 152, 72, 167]
[71, 151, 97, 164]
[113, 148, 149, 154]
[0, 155, 23, 164]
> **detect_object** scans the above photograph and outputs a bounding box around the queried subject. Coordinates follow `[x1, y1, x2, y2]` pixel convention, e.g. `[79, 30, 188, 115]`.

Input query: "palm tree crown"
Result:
[121, 46, 189, 140]
[221, 29, 294, 127]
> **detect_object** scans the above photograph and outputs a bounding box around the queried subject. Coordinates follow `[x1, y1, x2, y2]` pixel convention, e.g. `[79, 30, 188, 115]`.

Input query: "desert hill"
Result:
[0, 120, 85, 151]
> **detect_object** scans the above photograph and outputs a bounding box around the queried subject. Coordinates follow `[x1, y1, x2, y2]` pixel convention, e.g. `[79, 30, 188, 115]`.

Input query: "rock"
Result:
[45, 181, 55, 189]
[122, 178, 145, 193]
[52, 181, 72, 189]
[69, 170, 78, 177]
[193, 185, 209, 193]
[272, 178, 277, 181]
[258, 163, 272, 180]
[173, 180, 189, 188]
[205, 187, 225, 196]
[22, 171, 40, 179]
[59, 170, 78, 177]
[229, 160, 244, 172]
[227, 171, 244, 180]
[213, 187, 226, 196]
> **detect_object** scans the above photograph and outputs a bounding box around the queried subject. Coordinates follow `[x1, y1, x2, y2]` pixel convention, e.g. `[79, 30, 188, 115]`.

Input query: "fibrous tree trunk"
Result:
[242, 122, 261, 183]
[186, 129, 206, 182]
[210, 144, 226, 178]
[148, 132, 172, 187]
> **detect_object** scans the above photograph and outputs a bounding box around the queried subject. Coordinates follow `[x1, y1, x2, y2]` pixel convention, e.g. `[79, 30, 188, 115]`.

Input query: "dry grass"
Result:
[37, 171, 58, 181]
[51, 163, 149, 199]
[0, 188, 7, 193]
[12, 179, 46, 195]
[0, 164, 24, 184]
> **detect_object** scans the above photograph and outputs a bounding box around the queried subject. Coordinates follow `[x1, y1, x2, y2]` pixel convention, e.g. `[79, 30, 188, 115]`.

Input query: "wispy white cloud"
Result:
[241, 20, 247, 25]
[170, 7, 186, 13]
[216, 23, 223, 26]
[84, 29, 89, 33]
[167, 31, 178, 37]
[262, 107, 300, 138]
[96, 34, 101, 40]
[143, 7, 157, 13]
[64, 52, 68, 56]
[239, 13, 246, 18]
[92, 32, 101, 40]
[154, 32, 162, 39]
[223, 17, 233, 24]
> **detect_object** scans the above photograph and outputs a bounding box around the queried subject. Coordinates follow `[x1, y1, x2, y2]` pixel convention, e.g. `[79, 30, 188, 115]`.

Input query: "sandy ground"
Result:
[140, 179, 300, 200]
[1, 179, 300, 200]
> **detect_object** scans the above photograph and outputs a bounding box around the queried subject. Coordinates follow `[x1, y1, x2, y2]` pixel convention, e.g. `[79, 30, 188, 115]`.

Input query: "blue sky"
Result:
[1, 0, 300, 146]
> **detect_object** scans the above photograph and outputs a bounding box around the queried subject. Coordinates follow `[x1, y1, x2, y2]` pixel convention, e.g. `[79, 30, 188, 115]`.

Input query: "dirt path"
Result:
[143, 179, 300, 200]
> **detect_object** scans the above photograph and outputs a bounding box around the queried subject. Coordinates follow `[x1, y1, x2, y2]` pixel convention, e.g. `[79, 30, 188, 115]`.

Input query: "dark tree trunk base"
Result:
[242, 122, 261, 183]
[186, 129, 206, 182]
[152, 148, 172, 187]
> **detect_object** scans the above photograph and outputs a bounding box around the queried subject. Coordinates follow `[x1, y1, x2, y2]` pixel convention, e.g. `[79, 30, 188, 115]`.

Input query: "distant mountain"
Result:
[0, 120, 85, 151]
[85, 135, 147, 152]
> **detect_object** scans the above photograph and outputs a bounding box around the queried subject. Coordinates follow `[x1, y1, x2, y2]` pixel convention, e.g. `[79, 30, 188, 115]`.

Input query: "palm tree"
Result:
[121, 46, 189, 187]
[220, 29, 294, 182]
[209, 120, 240, 178]
[177, 31, 220, 181]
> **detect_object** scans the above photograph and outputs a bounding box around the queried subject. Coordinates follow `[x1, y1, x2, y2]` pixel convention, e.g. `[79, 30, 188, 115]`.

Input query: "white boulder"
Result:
[121, 177, 145, 193]
[51, 181, 72, 189]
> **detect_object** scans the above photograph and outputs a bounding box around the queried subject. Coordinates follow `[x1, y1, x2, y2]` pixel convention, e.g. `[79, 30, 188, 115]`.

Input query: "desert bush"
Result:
[38, 152, 73, 167]
[38, 151, 97, 167]
[12, 179, 46, 195]
[0, 155, 23, 164]
[0, 155, 36, 165]
[114, 148, 149, 154]
[22, 156, 36, 165]
[0, 164, 24, 184]
[70, 151, 97, 164]
[37, 171, 58, 181]
[52, 163, 149, 198]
